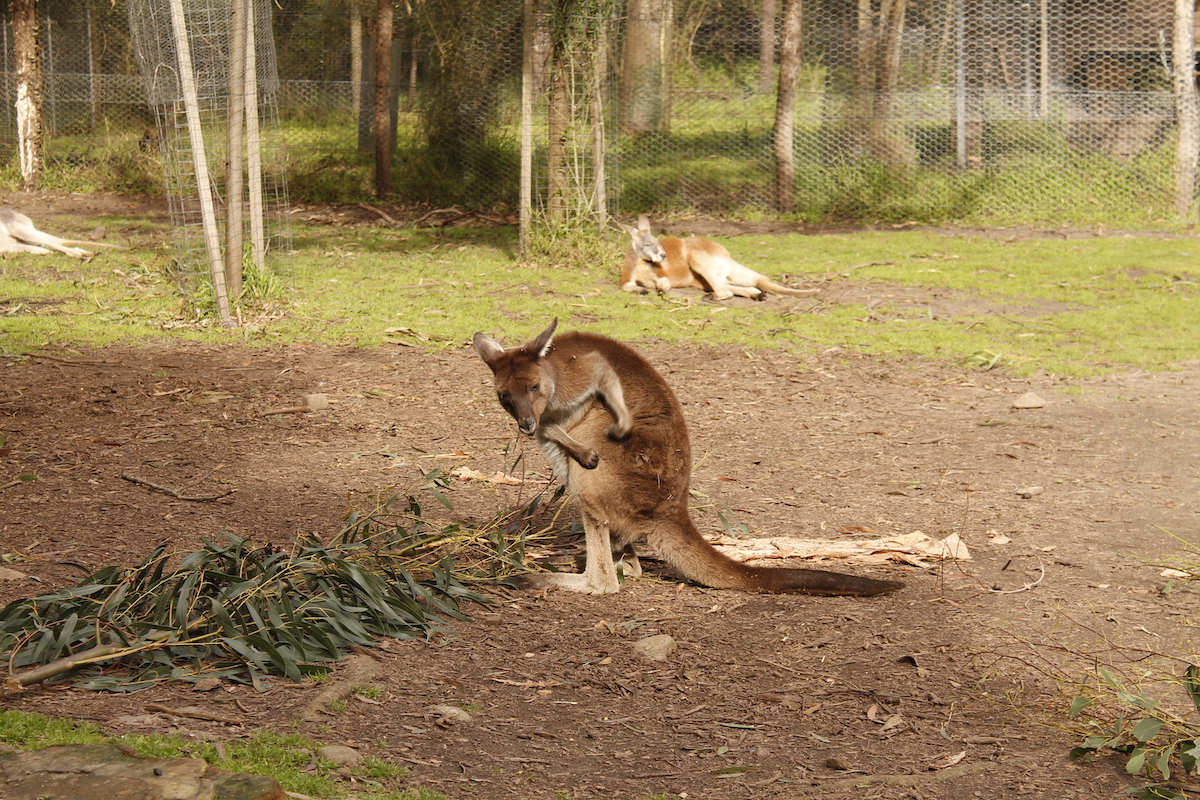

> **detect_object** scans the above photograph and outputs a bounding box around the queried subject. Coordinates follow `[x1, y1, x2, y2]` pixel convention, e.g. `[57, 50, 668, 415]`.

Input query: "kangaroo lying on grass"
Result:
[0, 208, 124, 259]
[473, 318, 905, 597]
[619, 215, 817, 300]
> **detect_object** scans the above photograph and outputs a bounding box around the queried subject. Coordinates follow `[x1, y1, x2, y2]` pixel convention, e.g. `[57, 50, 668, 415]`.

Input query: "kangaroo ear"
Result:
[636, 214, 652, 233]
[615, 218, 637, 236]
[472, 332, 506, 366]
[526, 318, 558, 359]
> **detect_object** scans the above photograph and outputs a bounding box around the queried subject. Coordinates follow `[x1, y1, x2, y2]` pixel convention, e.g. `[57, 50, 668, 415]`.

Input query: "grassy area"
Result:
[2, 217, 1197, 378]
[0, 708, 430, 799]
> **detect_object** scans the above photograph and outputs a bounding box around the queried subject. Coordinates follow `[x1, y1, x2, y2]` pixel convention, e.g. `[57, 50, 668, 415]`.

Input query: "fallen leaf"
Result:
[928, 750, 967, 770]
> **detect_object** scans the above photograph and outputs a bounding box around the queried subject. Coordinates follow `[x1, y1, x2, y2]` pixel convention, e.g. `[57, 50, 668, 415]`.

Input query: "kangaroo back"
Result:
[473, 320, 904, 598]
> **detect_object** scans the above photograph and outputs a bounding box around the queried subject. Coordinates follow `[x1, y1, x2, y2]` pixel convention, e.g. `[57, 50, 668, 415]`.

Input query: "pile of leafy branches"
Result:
[0, 488, 510, 692]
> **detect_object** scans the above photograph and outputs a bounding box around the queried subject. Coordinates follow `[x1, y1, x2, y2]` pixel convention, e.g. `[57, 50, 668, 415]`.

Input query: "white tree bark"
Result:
[12, 0, 43, 190]
[1174, 0, 1199, 216]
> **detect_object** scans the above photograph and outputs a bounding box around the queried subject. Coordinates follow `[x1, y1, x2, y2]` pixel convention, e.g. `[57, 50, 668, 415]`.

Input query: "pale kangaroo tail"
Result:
[755, 277, 818, 297]
[647, 520, 904, 597]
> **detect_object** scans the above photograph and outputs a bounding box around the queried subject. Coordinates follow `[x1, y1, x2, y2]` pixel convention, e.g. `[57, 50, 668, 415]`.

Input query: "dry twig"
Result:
[120, 471, 234, 501]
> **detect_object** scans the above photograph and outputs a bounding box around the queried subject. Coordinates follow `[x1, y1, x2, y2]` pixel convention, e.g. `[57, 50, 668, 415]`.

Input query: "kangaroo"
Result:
[472, 318, 633, 472]
[473, 319, 905, 597]
[0, 208, 125, 259]
[619, 215, 817, 301]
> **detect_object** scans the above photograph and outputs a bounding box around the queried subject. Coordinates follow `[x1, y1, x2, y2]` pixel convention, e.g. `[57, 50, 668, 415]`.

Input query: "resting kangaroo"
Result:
[619, 215, 816, 301]
[473, 319, 905, 597]
[0, 208, 124, 259]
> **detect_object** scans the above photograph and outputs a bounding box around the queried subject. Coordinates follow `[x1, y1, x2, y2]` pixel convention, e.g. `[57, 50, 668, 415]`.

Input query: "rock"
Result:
[632, 633, 677, 662]
[302, 393, 329, 411]
[1015, 486, 1044, 499]
[0, 567, 25, 581]
[429, 704, 473, 724]
[1011, 392, 1046, 409]
[316, 745, 362, 769]
[0, 742, 284, 800]
[193, 676, 223, 692]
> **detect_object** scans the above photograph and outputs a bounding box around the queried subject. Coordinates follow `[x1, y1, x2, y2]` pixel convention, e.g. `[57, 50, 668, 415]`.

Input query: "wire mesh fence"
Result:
[1, 0, 1195, 234]
[126, 0, 291, 320]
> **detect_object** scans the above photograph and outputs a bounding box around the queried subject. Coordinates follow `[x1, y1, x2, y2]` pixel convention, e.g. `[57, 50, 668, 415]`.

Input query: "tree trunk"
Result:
[774, 0, 801, 213]
[373, 0, 394, 198]
[1174, 0, 1199, 216]
[621, 0, 667, 134]
[351, 3, 363, 122]
[757, 0, 776, 94]
[869, 0, 908, 164]
[12, 0, 44, 191]
[547, 51, 570, 223]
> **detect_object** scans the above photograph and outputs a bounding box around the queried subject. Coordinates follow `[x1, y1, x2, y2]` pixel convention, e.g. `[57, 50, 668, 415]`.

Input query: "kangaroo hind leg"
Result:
[520, 510, 621, 595]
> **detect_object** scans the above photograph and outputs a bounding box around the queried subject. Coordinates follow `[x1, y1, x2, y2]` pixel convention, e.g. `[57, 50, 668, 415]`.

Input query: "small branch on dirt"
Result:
[357, 202, 400, 226]
[828, 260, 895, 279]
[989, 554, 1046, 594]
[1, 479, 24, 491]
[259, 405, 312, 417]
[22, 352, 122, 366]
[414, 206, 462, 226]
[144, 703, 244, 725]
[298, 653, 382, 722]
[120, 471, 234, 502]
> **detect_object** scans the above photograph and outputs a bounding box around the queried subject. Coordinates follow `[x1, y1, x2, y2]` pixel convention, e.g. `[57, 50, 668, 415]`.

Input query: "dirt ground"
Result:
[1, 195, 1199, 800]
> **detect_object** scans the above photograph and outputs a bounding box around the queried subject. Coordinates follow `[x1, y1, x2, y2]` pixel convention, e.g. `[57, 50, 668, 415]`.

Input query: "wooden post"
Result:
[168, 0, 233, 327]
[244, 0, 266, 273]
[225, 0, 248, 304]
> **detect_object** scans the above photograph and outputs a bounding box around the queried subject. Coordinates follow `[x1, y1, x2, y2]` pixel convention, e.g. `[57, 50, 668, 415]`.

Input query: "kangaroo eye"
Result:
[530, 383, 541, 392]
[498, 392, 510, 403]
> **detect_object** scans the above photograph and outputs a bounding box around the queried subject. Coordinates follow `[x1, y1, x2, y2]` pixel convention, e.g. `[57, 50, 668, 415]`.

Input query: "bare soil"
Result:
[1, 195, 1198, 800]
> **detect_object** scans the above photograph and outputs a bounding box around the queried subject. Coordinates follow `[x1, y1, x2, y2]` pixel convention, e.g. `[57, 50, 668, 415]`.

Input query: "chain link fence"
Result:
[1, 0, 1194, 228]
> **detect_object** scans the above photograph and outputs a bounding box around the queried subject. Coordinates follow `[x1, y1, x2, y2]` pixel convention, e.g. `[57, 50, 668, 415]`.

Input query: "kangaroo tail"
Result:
[57, 240, 127, 251]
[756, 278, 818, 297]
[647, 520, 904, 596]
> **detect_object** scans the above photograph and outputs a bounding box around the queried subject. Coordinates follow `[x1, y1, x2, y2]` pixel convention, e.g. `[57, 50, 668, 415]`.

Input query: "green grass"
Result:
[2, 219, 1197, 378]
[0, 708, 432, 799]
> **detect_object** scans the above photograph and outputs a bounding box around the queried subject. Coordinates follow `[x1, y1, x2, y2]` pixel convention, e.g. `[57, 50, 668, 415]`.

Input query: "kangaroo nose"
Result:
[518, 418, 538, 435]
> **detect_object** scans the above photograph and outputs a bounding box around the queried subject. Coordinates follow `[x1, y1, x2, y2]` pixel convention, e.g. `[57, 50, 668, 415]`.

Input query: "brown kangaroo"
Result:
[619, 215, 816, 301]
[472, 319, 905, 597]
[0, 208, 125, 259]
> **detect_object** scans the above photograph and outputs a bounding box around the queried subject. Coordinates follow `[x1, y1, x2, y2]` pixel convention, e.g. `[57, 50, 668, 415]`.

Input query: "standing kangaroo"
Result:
[619, 215, 816, 301]
[473, 319, 905, 597]
[0, 208, 124, 259]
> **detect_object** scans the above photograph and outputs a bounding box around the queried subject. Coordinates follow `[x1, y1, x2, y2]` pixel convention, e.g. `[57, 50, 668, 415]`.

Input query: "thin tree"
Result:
[757, 0, 776, 94]
[773, 0, 801, 213]
[12, 0, 44, 190]
[374, 0, 395, 198]
[1174, 0, 1199, 216]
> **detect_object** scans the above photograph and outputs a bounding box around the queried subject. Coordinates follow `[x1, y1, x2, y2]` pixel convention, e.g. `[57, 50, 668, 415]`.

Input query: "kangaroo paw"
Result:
[573, 449, 600, 469]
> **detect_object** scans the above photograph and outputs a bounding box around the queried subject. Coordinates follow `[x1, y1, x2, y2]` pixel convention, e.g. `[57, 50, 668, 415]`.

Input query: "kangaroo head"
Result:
[472, 319, 558, 437]
[621, 214, 667, 265]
